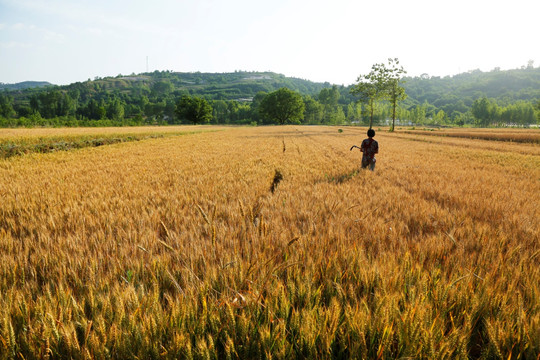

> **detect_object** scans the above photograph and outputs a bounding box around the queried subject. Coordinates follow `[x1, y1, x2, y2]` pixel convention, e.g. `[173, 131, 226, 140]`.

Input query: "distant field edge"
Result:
[0, 129, 219, 159]
[399, 129, 540, 144]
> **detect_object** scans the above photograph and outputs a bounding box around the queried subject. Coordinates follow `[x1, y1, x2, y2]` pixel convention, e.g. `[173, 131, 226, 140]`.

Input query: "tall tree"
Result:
[211, 100, 229, 124]
[535, 100, 540, 124]
[318, 85, 340, 122]
[175, 96, 212, 124]
[39, 90, 61, 118]
[383, 58, 407, 131]
[249, 91, 267, 124]
[85, 99, 106, 120]
[0, 93, 15, 118]
[303, 95, 323, 124]
[106, 98, 125, 120]
[471, 97, 495, 126]
[350, 64, 387, 129]
[259, 88, 305, 125]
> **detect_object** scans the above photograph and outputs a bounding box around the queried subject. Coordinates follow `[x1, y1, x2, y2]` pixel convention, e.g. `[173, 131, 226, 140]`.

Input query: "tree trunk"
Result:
[391, 98, 396, 131]
[369, 98, 374, 129]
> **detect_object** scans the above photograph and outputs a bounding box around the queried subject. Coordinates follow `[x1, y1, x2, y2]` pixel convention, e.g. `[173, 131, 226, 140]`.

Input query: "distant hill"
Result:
[60, 71, 332, 100]
[1, 67, 538, 126]
[0, 81, 53, 90]
[385, 67, 540, 122]
[5, 67, 539, 104]
[401, 67, 540, 106]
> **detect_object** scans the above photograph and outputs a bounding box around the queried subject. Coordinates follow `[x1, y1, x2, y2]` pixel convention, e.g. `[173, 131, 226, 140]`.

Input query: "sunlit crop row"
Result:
[0, 125, 221, 140]
[0, 126, 538, 359]
[401, 127, 540, 143]
[0, 126, 221, 160]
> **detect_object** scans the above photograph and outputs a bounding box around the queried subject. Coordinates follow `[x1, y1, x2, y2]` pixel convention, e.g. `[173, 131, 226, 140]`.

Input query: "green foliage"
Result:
[1, 67, 538, 127]
[259, 88, 305, 125]
[472, 97, 497, 126]
[350, 63, 389, 129]
[383, 58, 408, 131]
[1, 71, 332, 127]
[0, 81, 52, 90]
[401, 67, 540, 125]
[304, 95, 324, 125]
[318, 86, 344, 124]
[0, 92, 16, 118]
[175, 96, 213, 124]
[471, 97, 536, 126]
[351, 58, 408, 130]
[318, 86, 340, 108]
[106, 98, 125, 121]
[151, 79, 174, 96]
[0, 114, 143, 128]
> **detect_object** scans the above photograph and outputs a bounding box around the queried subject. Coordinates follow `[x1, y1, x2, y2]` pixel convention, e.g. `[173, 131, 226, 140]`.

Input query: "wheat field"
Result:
[400, 127, 540, 144]
[0, 126, 538, 359]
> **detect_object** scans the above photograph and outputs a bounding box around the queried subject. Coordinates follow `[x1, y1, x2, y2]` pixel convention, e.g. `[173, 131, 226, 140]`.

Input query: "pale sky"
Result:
[1, 0, 539, 86]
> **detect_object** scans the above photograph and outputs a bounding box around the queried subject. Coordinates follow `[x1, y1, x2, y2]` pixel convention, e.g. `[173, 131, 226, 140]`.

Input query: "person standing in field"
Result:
[361, 129, 378, 170]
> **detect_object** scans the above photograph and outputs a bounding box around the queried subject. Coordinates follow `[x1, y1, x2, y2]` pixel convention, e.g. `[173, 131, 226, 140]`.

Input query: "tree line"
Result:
[0, 67, 538, 127]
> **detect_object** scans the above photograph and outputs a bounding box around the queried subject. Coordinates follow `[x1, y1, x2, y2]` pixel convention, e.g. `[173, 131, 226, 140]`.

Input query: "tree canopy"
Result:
[175, 96, 212, 124]
[350, 64, 388, 129]
[258, 88, 305, 125]
[382, 58, 407, 131]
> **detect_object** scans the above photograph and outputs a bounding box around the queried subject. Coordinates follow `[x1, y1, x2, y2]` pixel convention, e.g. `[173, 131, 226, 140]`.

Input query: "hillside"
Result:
[0, 81, 53, 90]
[401, 67, 540, 112]
[64, 71, 331, 100]
[3, 67, 539, 103]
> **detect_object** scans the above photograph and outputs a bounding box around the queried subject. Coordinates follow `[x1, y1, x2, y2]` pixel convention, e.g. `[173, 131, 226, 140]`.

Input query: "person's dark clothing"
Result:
[361, 137, 378, 170]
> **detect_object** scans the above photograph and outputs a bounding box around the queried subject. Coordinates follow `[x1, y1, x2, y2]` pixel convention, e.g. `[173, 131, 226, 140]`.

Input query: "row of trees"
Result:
[471, 97, 536, 126]
[176, 88, 317, 125]
[175, 86, 368, 125]
[0, 84, 354, 126]
[2, 87, 538, 128]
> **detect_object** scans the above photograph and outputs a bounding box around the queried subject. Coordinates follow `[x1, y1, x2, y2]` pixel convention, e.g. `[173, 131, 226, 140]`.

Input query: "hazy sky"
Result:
[1, 0, 539, 85]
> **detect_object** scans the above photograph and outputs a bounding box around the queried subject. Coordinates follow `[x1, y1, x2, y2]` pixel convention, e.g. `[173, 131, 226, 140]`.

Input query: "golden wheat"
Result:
[0, 125, 538, 359]
[400, 127, 540, 143]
